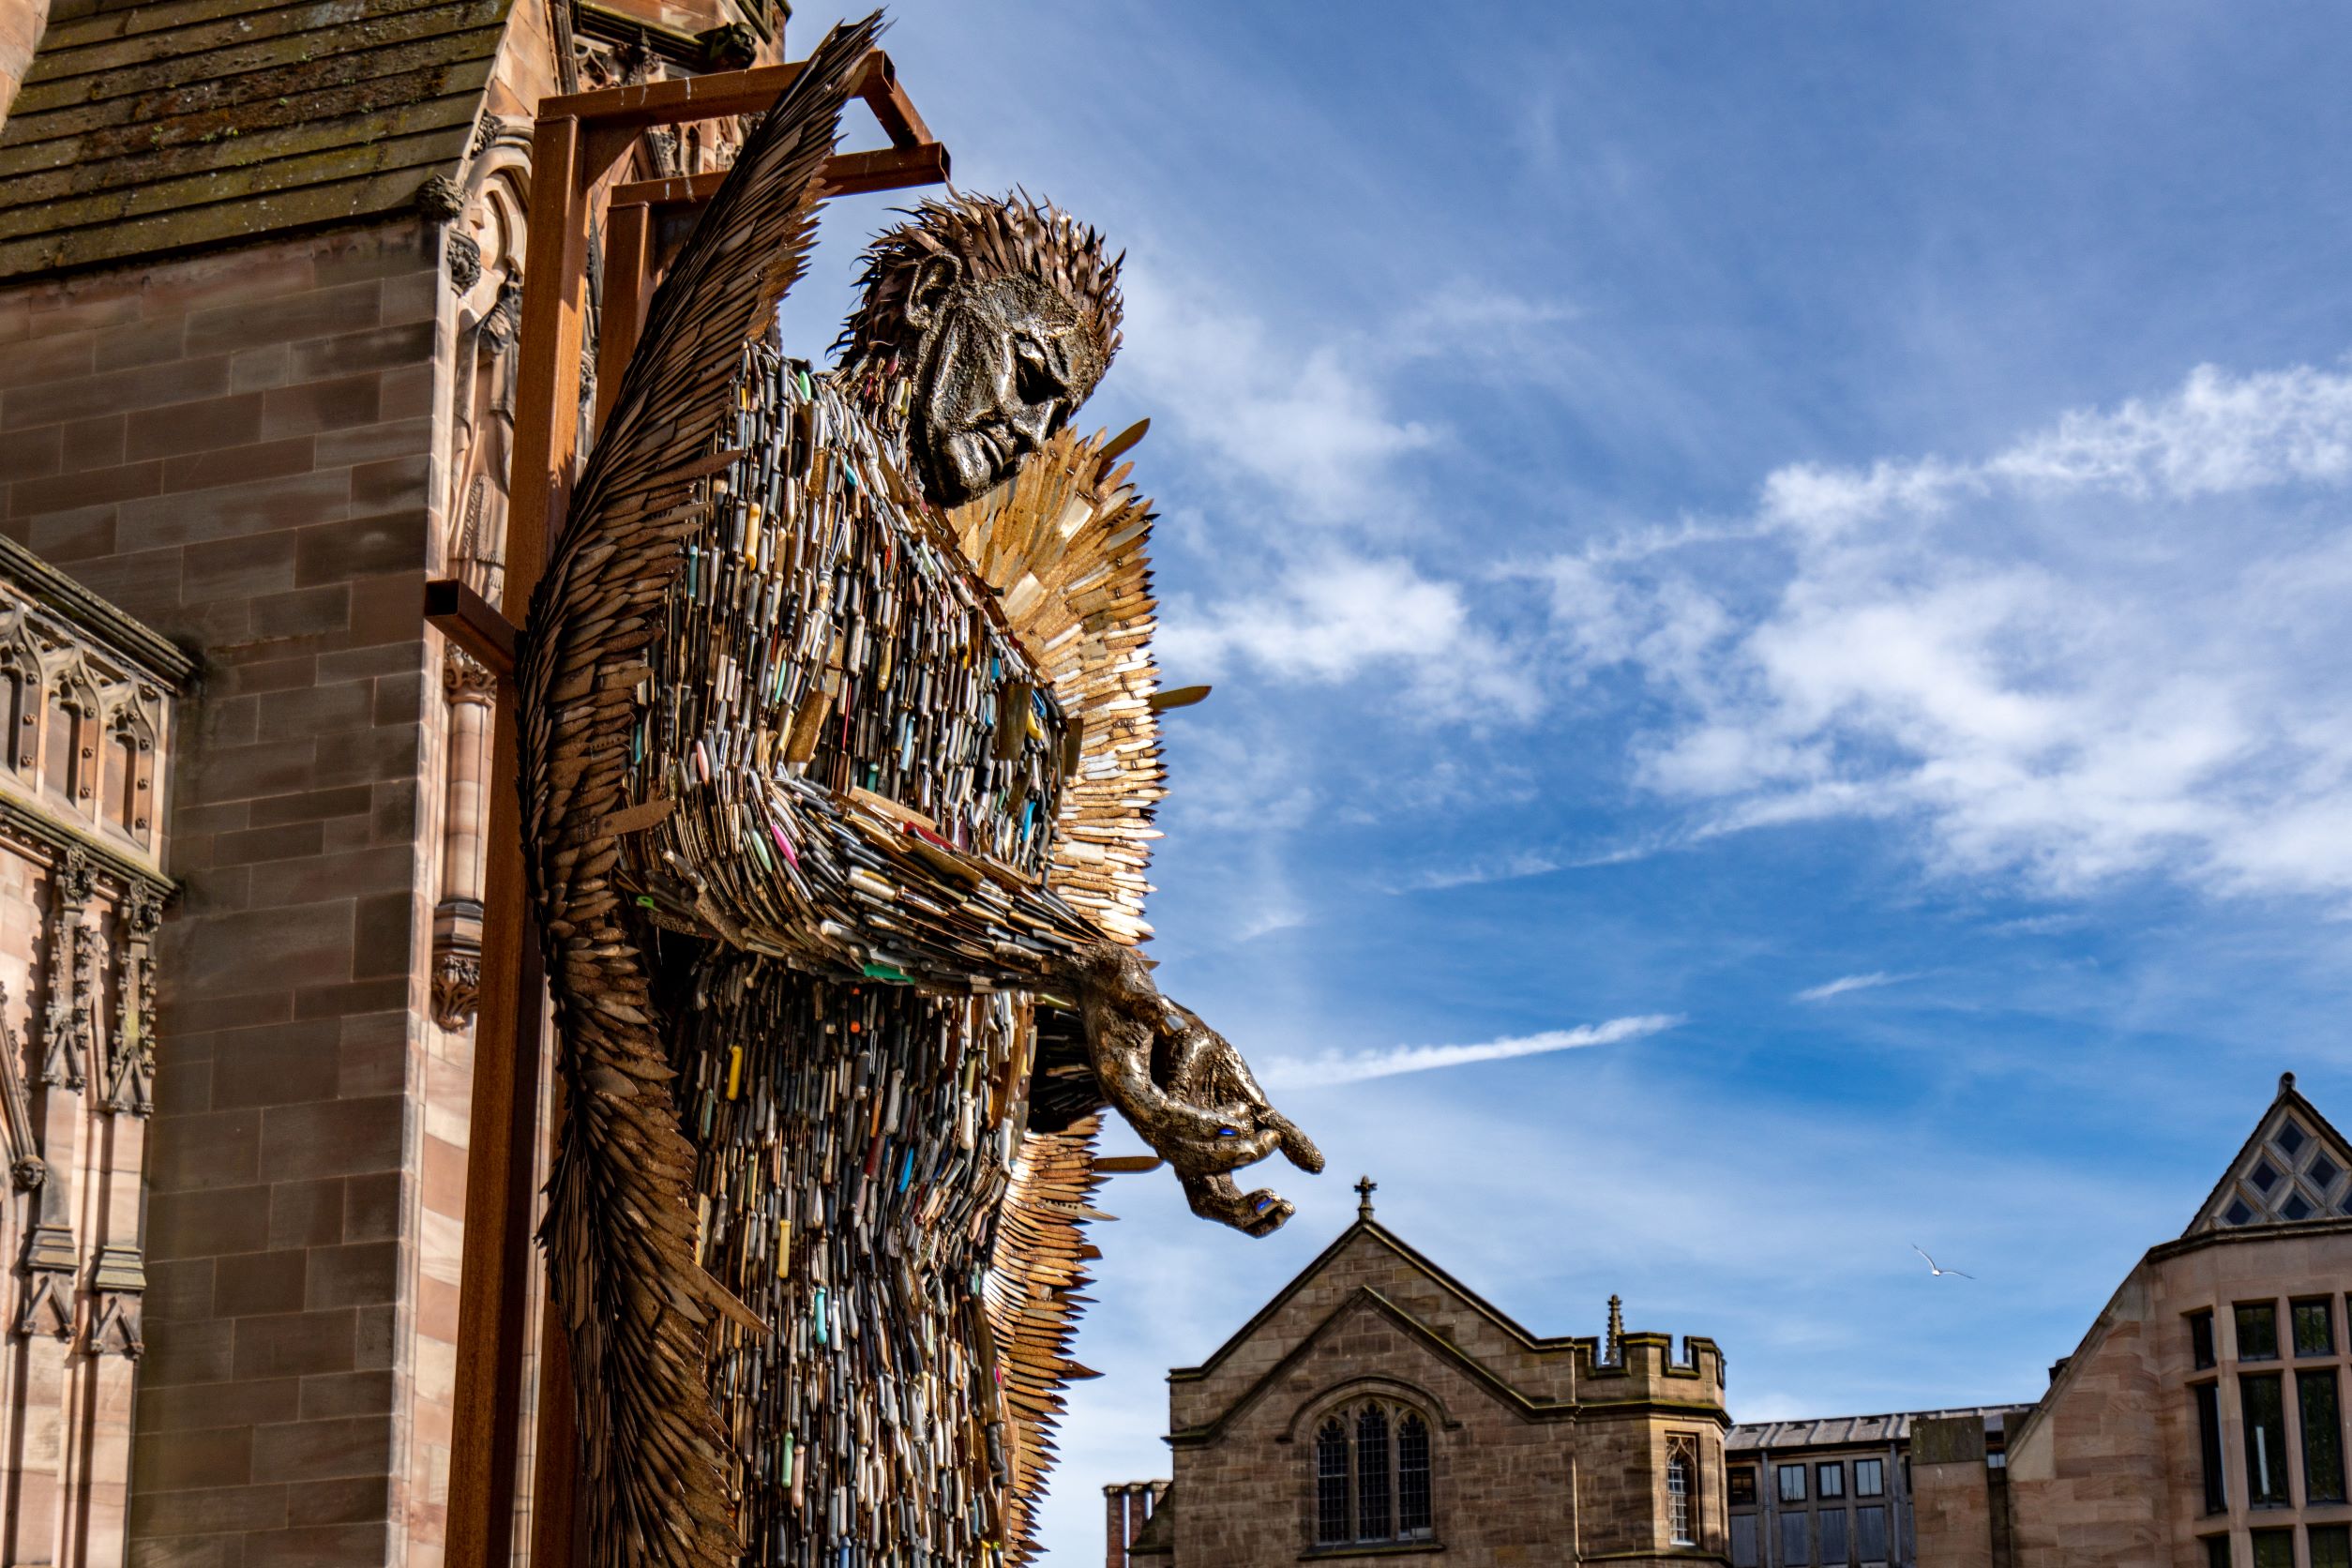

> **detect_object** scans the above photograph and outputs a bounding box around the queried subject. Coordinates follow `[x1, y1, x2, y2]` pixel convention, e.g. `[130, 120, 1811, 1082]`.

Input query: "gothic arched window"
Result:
[1311, 1400, 1436, 1548]
[1667, 1436, 1699, 1546]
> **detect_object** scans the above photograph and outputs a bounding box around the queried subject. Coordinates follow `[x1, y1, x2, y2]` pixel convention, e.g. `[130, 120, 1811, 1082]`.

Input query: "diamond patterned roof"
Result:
[2187, 1075, 2352, 1236]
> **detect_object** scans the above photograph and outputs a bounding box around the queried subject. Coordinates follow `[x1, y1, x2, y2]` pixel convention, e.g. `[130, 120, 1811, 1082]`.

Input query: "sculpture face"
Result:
[905, 263, 1106, 508]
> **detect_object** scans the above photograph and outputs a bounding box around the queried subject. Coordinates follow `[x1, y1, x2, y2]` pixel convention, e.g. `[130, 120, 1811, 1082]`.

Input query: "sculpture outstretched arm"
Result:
[639, 775, 1324, 1230]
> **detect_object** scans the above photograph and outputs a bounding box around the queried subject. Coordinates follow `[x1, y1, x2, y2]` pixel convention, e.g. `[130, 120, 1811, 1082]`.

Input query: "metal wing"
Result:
[946, 420, 1166, 1561]
[515, 15, 882, 1567]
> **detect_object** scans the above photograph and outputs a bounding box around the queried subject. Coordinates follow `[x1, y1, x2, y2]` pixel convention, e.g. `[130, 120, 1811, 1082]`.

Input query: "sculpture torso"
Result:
[618, 350, 1073, 968]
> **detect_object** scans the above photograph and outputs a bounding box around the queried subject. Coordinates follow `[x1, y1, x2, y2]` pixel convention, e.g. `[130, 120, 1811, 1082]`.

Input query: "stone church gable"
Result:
[1169, 1216, 1591, 1440]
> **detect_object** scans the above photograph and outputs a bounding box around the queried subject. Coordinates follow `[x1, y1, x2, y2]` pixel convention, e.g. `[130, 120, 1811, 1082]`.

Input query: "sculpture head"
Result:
[838, 192, 1123, 508]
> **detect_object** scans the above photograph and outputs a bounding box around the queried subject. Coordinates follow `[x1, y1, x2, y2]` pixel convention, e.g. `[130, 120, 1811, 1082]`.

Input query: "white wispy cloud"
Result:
[1794, 972, 1917, 1003]
[1158, 550, 1541, 718]
[1258, 1014, 1682, 1089]
[1543, 356, 2352, 900]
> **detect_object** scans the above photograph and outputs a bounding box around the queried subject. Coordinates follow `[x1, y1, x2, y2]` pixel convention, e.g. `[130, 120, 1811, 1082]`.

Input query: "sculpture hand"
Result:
[1070, 943, 1323, 1237]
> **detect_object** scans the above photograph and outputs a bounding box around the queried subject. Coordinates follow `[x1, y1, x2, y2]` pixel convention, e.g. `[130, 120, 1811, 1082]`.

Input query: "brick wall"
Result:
[0, 217, 454, 1568]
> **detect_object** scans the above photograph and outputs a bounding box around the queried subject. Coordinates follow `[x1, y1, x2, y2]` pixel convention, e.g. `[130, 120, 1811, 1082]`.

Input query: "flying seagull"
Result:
[1913, 1244, 1973, 1279]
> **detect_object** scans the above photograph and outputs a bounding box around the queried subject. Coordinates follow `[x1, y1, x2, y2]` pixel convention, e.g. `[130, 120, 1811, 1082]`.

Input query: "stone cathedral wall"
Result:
[0, 216, 473, 1568]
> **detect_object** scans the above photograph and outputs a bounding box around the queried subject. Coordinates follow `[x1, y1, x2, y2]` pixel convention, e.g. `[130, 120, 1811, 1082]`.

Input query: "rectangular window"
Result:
[2295, 1298, 2338, 1358]
[2302, 1368, 2346, 1503]
[1779, 1463, 1807, 1503]
[2198, 1382, 2228, 1514]
[1854, 1457, 1884, 1498]
[2192, 1310, 2218, 1370]
[1729, 1467, 1757, 1507]
[2243, 1374, 2291, 1506]
[1818, 1508, 1848, 1566]
[2239, 1302, 2282, 1363]
[2252, 1529, 2294, 1568]
[1731, 1514, 1758, 1568]
[1817, 1461, 1844, 1499]
[1398, 1415, 1432, 1538]
[1780, 1510, 1811, 1566]
[2204, 1537, 2231, 1568]
[1856, 1505, 1888, 1564]
[2311, 1525, 2352, 1568]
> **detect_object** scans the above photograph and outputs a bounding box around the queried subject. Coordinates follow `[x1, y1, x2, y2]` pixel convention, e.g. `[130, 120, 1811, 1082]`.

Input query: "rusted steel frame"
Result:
[424, 576, 519, 673]
[445, 107, 590, 1568]
[595, 201, 652, 429]
[539, 49, 912, 144]
[596, 149, 948, 415]
[610, 142, 949, 213]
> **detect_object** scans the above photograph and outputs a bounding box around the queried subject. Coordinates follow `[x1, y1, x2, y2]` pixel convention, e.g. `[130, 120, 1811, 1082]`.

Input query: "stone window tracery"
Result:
[1669, 1435, 1698, 1545]
[1310, 1398, 1437, 1550]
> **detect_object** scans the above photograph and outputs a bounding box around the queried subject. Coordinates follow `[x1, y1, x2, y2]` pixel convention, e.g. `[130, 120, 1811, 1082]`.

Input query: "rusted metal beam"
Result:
[445, 106, 590, 1568]
[597, 201, 653, 428]
[424, 578, 519, 676]
[607, 142, 949, 217]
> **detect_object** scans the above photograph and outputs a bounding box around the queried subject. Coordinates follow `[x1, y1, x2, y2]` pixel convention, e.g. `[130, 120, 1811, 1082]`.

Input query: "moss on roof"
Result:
[0, 0, 513, 280]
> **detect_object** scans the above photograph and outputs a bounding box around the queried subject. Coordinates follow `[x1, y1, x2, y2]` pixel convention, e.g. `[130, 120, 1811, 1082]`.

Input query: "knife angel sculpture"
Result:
[517, 16, 1320, 1565]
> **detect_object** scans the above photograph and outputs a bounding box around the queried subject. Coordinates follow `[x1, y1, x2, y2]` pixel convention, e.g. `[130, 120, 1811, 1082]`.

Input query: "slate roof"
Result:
[1726, 1405, 2031, 1453]
[0, 0, 514, 281]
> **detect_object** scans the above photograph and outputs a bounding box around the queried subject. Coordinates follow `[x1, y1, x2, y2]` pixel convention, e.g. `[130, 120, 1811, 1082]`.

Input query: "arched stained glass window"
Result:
[1316, 1419, 1349, 1546]
[1311, 1401, 1436, 1548]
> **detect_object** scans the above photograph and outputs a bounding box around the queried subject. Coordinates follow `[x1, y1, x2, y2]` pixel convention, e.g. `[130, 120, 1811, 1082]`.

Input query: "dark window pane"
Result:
[2227, 1199, 2255, 1226]
[2198, 1382, 2228, 1514]
[2313, 1153, 2343, 1190]
[2204, 1536, 2231, 1568]
[2192, 1311, 2218, 1371]
[1357, 1406, 1392, 1540]
[1819, 1508, 1848, 1566]
[1857, 1505, 1888, 1563]
[1668, 1454, 1694, 1545]
[2285, 1193, 2315, 1221]
[2239, 1303, 2281, 1362]
[1316, 1419, 1349, 1545]
[1817, 1461, 1844, 1499]
[2254, 1159, 2282, 1193]
[2295, 1300, 2337, 1358]
[1855, 1457, 1884, 1498]
[2312, 1525, 2352, 1568]
[2243, 1374, 2291, 1506]
[1731, 1515, 1758, 1568]
[1779, 1464, 1807, 1503]
[2302, 1370, 2346, 1503]
[1397, 1413, 1431, 1538]
[2253, 1529, 2294, 1568]
[2280, 1122, 2309, 1156]
[1729, 1467, 1757, 1506]
[1780, 1510, 1811, 1566]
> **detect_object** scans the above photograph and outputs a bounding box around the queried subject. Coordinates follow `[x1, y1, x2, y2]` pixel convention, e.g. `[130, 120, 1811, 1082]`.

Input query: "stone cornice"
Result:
[0, 794, 173, 902]
[0, 535, 193, 693]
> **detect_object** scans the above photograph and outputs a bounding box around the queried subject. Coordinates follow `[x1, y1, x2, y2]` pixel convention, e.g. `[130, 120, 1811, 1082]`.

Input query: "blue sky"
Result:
[778, 4, 2352, 1556]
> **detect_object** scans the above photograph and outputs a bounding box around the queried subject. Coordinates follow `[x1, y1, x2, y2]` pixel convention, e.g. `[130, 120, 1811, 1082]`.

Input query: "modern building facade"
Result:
[1726, 1408, 2030, 1568]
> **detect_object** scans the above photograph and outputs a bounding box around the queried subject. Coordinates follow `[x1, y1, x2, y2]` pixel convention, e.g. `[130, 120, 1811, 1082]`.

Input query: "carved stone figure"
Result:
[520, 17, 1318, 1566]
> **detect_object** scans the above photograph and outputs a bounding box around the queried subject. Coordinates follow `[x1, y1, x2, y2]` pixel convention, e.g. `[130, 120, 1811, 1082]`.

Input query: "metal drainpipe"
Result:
[1759, 1443, 1774, 1568]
